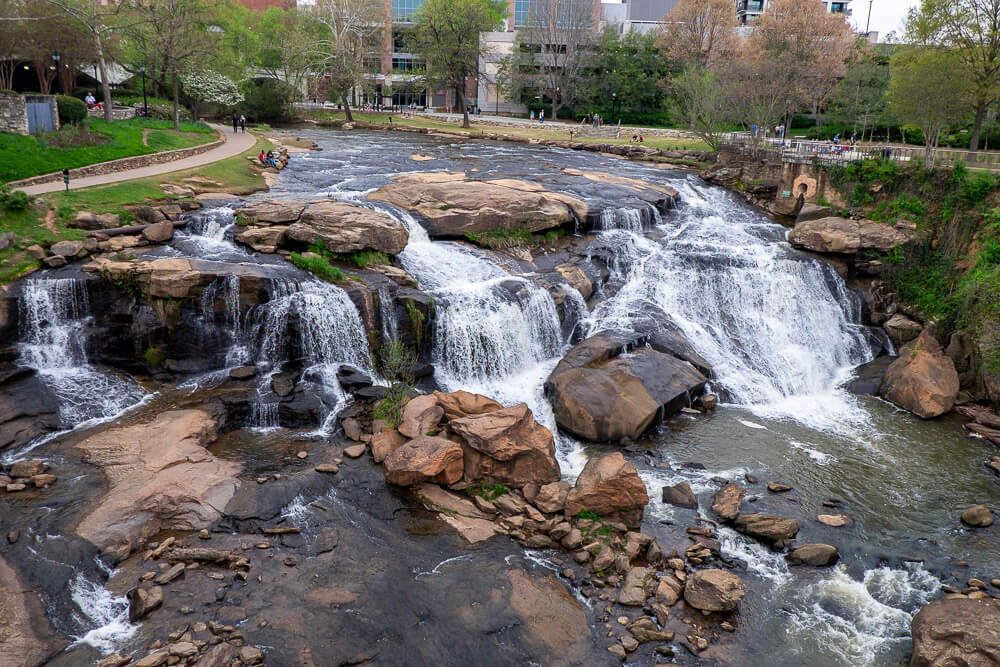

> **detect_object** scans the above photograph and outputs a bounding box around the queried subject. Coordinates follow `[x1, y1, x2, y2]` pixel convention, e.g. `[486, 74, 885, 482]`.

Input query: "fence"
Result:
[720, 134, 1000, 172]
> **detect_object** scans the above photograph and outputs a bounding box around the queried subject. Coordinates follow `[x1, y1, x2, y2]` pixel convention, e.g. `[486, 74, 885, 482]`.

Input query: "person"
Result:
[239, 115, 246, 133]
[85, 92, 96, 108]
[638, 134, 644, 143]
[833, 133, 840, 145]
[266, 150, 278, 168]
[258, 150, 267, 165]
[850, 131, 857, 146]
[530, 110, 535, 121]
[631, 133, 638, 143]
[231, 113, 239, 134]
[539, 110, 544, 123]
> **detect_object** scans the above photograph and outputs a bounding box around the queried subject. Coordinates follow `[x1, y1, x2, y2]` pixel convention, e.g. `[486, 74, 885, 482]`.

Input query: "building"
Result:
[602, 0, 679, 34]
[736, 0, 851, 26]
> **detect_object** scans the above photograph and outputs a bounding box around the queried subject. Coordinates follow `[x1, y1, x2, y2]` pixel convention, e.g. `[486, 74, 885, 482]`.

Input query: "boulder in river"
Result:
[683, 569, 745, 612]
[563, 452, 649, 528]
[909, 597, 1000, 667]
[545, 333, 707, 443]
[960, 504, 994, 528]
[881, 330, 960, 419]
[733, 513, 799, 549]
[432, 390, 503, 421]
[711, 482, 746, 522]
[662, 481, 698, 509]
[286, 201, 409, 255]
[0, 554, 66, 663]
[787, 543, 839, 566]
[367, 172, 586, 239]
[382, 436, 464, 487]
[0, 368, 61, 452]
[788, 216, 915, 254]
[449, 402, 560, 488]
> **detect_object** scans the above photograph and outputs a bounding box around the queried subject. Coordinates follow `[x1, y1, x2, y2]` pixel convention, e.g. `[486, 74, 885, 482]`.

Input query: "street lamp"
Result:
[612, 91, 616, 119]
[139, 65, 148, 117]
[52, 52, 60, 94]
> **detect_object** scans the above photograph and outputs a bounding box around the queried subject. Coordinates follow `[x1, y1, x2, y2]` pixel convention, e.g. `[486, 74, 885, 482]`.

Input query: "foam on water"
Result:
[69, 573, 137, 653]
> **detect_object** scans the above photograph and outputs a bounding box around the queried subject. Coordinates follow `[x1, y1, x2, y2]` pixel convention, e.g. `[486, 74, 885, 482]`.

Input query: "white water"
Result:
[17, 279, 145, 428]
[68, 573, 137, 653]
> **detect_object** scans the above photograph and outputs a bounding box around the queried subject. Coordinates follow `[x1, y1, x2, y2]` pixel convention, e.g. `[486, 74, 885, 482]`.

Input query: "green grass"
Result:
[290, 252, 346, 282]
[349, 250, 390, 268]
[463, 225, 568, 249]
[1, 117, 216, 182]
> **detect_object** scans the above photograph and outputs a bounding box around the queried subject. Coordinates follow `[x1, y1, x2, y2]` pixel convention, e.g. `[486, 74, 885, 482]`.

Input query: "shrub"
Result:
[350, 250, 390, 268]
[290, 252, 345, 282]
[56, 95, 87, 124]
[238, 78, 297, 122]
[370, 340, 417, 427]
[0, 184, 32, 211]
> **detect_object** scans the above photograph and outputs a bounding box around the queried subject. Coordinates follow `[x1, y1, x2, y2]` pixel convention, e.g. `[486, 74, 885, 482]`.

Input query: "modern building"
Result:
[602, 0, 679, 34]
[736, 0, 851, 26]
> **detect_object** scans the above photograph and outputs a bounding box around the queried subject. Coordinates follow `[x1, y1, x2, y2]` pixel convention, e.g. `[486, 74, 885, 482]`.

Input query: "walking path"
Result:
[18, 124, 257, 196]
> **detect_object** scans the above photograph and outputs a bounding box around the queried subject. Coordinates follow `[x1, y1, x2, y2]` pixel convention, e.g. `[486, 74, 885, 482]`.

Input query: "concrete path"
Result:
[18, 123, 257, 195]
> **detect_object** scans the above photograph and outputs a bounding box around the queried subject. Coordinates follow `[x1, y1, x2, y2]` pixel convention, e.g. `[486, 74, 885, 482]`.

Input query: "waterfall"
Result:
[17, 279, 145, 427]
[201, 274, 248, 367]
[377, 286, 398, 344]
[184, 207, 235, 242]
[595, 203, 661, 232]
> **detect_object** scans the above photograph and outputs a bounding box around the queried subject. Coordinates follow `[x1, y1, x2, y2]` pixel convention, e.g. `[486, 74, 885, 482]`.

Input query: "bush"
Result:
[238, 78, 297, 122]
[0, 184, 32, 211]
[56, 95, 87, 124]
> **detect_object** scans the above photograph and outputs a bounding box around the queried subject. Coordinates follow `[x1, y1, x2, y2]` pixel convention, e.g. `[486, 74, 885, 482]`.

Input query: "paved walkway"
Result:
[18, 123, 258, 195]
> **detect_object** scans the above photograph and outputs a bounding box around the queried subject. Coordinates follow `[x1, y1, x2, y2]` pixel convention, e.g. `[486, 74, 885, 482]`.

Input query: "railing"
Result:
[720, 135, 1000, 172]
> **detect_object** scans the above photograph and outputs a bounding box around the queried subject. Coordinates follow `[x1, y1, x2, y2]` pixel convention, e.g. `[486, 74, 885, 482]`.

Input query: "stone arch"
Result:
[792, 173, 818, 200]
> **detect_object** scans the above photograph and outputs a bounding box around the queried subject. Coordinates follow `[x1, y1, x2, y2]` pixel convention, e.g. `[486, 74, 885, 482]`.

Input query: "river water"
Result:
[8, 128, 1000, 666]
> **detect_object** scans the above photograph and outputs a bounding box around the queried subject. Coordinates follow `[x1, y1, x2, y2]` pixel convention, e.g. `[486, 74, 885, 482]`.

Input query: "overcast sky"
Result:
[856, 0, 919, 39]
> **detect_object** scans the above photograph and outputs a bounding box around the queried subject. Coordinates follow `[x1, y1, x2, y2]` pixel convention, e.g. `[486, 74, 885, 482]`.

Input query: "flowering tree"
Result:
[181, 69, 244, 120]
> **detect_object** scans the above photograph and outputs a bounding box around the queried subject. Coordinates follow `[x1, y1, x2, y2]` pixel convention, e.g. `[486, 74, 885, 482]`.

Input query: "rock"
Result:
[534, 481, 571, 513]
[767, 481, 792, 493]
[885, 314, 923, 345]
[26, 244, 46, 259]
[237, 646, 264, 664]
[788, 216, 914, 254]
[961, 504, 994, 528]
[132, 205, 167, 224]
[910, 597, 1000, 667]
[9, 458, 45, 478]
[142, 221, 174, 243]
[788, 543, 839, 566]
[555, 264, 593, 299]
[371, 428, 407, 463]
[711, 483, 745, 521]
[450, 403, 560, 488]
[97, 654, 131, 667]
[0, 554, 67, 665]
[228, 366, 256, 379]
[662, 481, 698, 509]
[398, 394, 444, 439]
[382, 436, 464, 487]
[0, 371, 61, 452]
[50, 240, 84, 258]
[506, 569, 592, 663]
[683, 569, 745, 612]
[882, 330, 960, 419]
[127, 585, 164, 621]
[733, 513, 799, 547]
[286, 200, 408, 255]
[314, 463, 339, 474]
[169, 641, 198, 657]
[134, 650, 169, 667]
[342, 417, 362, 441]
[627, 616, 673, 643]
[193, 644, 233, 667]
[655, 577, 681, 605]
[432, 390, 504, 420]
[236, 226, 287, 253]
[74, 410, 238, 560]
[546, 335, 707, 442]
[368, 173, 586, 238]
[71, 211, 104, 230]
[43, 255, 67, 268]
[796, 203, 834, 223]
[30, 473, 56, 487]
[817, 513, 852, 527]
[699, 393, 718, 411]
[239, 199, 307, 224]
[618, 567, 653, 606]
[564, 452, 650, 528]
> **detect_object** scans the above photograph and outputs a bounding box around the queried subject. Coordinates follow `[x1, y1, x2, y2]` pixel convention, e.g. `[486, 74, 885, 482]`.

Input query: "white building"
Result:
[736, 0, 851, 26]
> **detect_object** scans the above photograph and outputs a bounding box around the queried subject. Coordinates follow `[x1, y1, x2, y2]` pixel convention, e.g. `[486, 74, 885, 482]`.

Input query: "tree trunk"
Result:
[457, 85, 469, 128]
[95, 34, 113, 123]
[341, 88, 353, 122]
[171, 68, 180, 131]
[970, 102, 987, 152]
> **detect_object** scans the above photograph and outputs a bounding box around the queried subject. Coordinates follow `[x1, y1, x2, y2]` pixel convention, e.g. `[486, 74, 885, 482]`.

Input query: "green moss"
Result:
[405, 301, 425, 347]
[576, 509, 600, 521]
[143, 344, 165, 368]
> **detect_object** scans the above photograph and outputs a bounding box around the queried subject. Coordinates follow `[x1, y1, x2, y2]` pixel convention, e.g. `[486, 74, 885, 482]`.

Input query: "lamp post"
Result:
[52, 51, 60, 94]
[140, 65, 148, 116]
[612, 91, 616, 120]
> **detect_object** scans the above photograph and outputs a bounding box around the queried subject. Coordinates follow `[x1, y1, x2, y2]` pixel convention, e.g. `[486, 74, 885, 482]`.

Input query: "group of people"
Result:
[583, 113, 604, 127]
[529, 110, 545, 122]
[630, 133, 645, 143]
[231, 114, 247, 133]
[258, 150, 284, 169]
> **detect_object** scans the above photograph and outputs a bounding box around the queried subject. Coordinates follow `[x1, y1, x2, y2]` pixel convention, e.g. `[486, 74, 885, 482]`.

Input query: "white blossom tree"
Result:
[181, 69, 244, 120]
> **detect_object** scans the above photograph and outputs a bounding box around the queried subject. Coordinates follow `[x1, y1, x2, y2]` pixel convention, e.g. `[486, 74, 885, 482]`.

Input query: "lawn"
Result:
[0, 135, 272, 285]
[0, 117, 218, 183]
[304, 109, 710, 152]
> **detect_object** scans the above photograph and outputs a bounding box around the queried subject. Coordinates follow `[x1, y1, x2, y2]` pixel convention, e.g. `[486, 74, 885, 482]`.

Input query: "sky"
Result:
[857, 0, 920, 39]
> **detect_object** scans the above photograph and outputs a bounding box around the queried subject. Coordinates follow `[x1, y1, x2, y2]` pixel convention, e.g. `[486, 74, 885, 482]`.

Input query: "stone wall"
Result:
[0, 94, 28, 135]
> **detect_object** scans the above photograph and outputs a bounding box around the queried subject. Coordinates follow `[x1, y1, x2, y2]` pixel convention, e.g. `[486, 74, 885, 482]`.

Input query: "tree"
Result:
[504, 0, 597, 121]
[657, 0, 735, 68]
[672, 63, 729, 150]
[254, 7, 314, 101]
[181, 69, 243, 120]
[827, 37, 891, 142]
[907, 0, 1000, 151]
[307, 0, 383, 122]
[407, 0, 505, 128]
[0, 0, 26, 91]
[888, 46, 973, 166]
[721, 43, 790, 141]
[580, 29, 673, 122]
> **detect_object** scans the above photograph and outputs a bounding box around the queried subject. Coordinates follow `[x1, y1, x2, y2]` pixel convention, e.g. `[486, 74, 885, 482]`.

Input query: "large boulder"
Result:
[545, 334, 706, 443]
[711, 482, 746, 522]
[882, 330, 960, 418]
[286, 201, 408, 255]
[449, 403, 560, 488]
[910, 597, 1000, 667]
[788, 543, 839, 566]
[885, 314, 922, 345]
[788, 217, 915, 254]
[683, 569, 745, 612]
[238, 199, 307, 225]
[74, 409, 239, 561]
[432, 390, 503, 421]
[662, 481, 698, 509]
[0, 555, 67, 664]
[368, 173, 586, 238]
[397, 394, 444, 439]
[563, 452, 649, 528]
[733, 513, 799, 548]
[235, 226, 287, 253]
[382, 436, 464, 487]
[0, 368, 61, 452]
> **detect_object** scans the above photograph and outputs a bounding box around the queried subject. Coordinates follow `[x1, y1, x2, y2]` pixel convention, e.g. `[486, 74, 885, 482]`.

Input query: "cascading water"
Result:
[17, 279, 145, 428]
[201, 274, 248, 367]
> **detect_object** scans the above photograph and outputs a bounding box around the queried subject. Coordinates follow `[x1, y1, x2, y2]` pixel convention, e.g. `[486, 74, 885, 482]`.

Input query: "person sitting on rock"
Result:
[258, 150, 267, 165]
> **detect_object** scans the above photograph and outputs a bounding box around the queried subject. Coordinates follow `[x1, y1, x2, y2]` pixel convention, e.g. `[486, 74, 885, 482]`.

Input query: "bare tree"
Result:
[657, 0, 736, 69]
[507, 0, 597, 121]
[721, 43, 789, 141]
[672, 63, 730, 150]
[307, 0, 384, 123]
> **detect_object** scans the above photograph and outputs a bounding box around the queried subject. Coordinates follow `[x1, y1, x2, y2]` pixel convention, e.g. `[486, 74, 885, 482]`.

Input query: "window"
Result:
[392, 56, 425, 73]
[830, 2, 847, 13]
[392, 0, 424, 23]
[514, 0, 537, 27]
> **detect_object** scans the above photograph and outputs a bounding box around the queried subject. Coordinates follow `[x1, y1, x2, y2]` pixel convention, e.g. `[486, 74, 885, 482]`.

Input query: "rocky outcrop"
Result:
[367, 172, 586, 239]
[910, 597, 1000, 667]
[882, 330, 960, 418]
[545, 333, 707, 443]
[381, 436, 464, 487]
[0, 555, 67, 665]
[238, 200, 306, 224]
[560, 168, 680, 212]
[661, 481, 698, 509]
[74, 409, 239, 561]
[563, 452, 649, 528]
[733, 513, 799, 549]
[885, 314, 922, 345]
[0, 368, 61, 452]
[711, 482, 745, 522]
[788, 543, 839, 566]
[788, 217, 916, 254]
[83, 257, 273, 301]
[683, 569, 745, 612]
[432, 390, 503, 421]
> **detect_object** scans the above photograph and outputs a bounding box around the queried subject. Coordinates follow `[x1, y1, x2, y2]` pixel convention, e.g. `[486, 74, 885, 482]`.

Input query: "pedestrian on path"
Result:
[239, 115, 246, 133]
[539, 110, 545, 123]
[231, 114, 239, 133]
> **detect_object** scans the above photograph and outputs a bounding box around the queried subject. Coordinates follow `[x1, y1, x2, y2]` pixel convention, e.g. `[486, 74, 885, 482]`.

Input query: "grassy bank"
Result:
[0, 135, 272, 285]
[304, 110, 710, 153]
[0, 118, 217, 183]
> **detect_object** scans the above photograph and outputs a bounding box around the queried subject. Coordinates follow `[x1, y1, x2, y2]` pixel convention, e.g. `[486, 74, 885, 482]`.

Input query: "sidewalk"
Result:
[18, 123, 258, 195]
